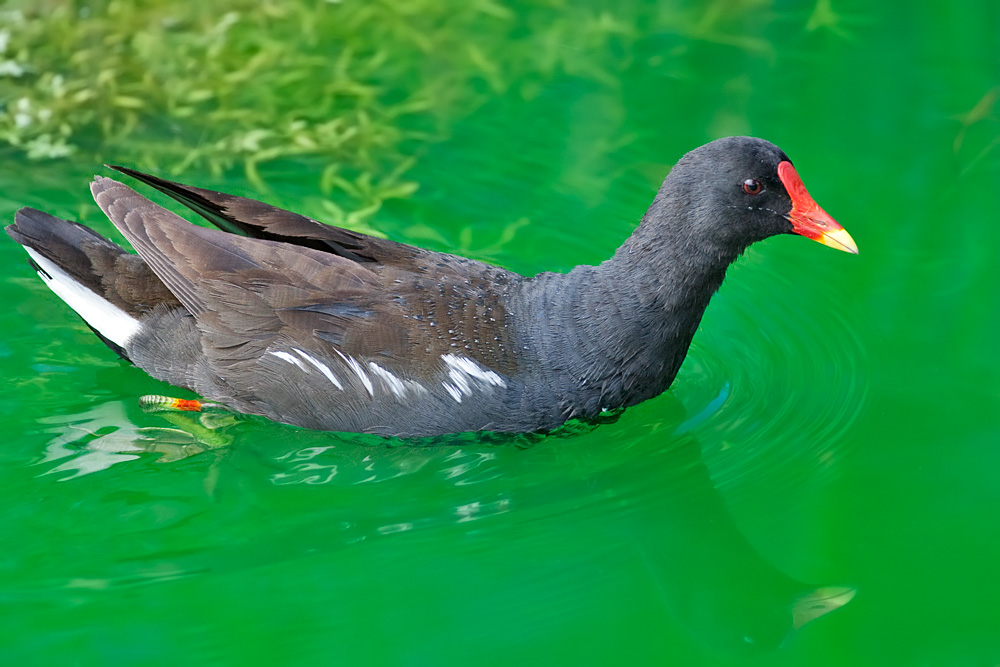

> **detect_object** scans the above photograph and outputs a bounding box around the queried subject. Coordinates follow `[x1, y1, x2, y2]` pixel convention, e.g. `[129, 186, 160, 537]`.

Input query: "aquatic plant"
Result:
[0, 0, 652, 214]
[0, 0, 804, 227]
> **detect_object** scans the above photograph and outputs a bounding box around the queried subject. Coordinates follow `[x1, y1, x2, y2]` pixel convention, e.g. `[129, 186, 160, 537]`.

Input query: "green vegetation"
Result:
[0, 0, 804, 224]
[0, 0, 643, 220]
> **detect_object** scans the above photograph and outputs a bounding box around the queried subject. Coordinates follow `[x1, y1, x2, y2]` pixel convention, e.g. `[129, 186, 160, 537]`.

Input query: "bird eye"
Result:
[742, 178, 762, 195]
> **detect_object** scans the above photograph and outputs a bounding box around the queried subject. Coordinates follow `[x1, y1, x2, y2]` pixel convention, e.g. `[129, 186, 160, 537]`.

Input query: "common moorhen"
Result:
[6, 137, 857, 436]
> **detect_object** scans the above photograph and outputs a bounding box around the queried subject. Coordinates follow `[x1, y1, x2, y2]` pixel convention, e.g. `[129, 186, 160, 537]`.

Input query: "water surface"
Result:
[1, 1, 998, 664]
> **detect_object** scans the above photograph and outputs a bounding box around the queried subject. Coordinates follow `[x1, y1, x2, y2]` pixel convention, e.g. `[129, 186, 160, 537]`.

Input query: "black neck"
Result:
[513, 188, 745, 422]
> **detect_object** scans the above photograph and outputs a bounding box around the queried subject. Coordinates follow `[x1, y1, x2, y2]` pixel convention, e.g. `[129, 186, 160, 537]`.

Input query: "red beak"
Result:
[778, 161, 858, 254]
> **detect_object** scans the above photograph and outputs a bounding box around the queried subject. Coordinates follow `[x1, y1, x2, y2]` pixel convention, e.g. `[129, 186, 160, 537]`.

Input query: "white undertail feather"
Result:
[25, 248, 140, 349]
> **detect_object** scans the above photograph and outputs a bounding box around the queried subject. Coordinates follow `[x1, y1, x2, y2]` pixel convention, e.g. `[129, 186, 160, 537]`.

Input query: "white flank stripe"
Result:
[447, 369, 471, 397]
[26, 248, 140, 348]
[442, 354, 506, 387]
[333, 349, 374, 397]
[368, 363, 407, 399]
[440, 354, 506, 403]
[294, 348, 344, 390]
[409, 382, 429, 396]
[443, 382, 463, 403]
[267, 350, 309, 372]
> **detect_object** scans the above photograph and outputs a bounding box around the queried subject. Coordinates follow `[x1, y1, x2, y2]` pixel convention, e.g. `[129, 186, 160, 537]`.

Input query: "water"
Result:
[1, 1, 999, 664]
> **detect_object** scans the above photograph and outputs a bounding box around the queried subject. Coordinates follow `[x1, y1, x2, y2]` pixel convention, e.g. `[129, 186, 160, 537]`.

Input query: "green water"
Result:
[2, 0, 999, 664]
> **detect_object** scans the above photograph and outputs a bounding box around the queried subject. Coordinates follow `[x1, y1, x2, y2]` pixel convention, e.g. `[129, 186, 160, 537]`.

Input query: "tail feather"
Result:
[6, 208, 181, 357]
[7, 208, 122, 291]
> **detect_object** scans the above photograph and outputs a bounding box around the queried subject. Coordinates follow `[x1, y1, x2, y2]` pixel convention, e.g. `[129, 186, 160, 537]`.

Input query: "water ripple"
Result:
[673, 257, 869, 501]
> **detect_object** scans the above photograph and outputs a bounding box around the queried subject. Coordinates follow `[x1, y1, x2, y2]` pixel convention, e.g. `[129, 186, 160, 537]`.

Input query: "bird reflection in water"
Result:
[29, 394, 854, 652]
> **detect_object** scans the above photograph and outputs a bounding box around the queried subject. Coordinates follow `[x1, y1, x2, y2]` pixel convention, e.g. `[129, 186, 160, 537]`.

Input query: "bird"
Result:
[6, 136, 857, 437]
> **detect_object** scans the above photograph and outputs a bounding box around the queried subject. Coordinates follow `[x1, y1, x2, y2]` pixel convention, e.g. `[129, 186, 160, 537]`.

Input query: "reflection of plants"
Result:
[953, 87, 1000, 174]
[0, 0, 787, 223]
[804, 0, 868, 40]
[0, 0, 642, 218]
[402, 216, 531, 260]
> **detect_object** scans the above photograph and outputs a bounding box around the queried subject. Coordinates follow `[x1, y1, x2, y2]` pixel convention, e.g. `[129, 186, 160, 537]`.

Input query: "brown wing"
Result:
[89, 178, 523, 434]
[92, 176, 395, 332]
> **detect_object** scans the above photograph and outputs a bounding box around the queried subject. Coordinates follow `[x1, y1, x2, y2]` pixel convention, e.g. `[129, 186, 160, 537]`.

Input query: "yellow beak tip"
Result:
[820, 228, 859, 255]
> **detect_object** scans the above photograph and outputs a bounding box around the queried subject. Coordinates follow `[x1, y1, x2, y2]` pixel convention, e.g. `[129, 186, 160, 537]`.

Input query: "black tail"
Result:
[6, 208, 181, 358]
[7, 208, 126, 295]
